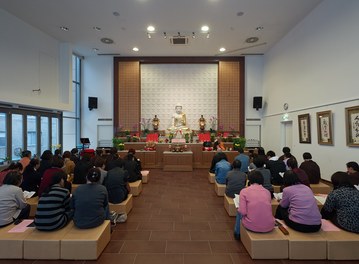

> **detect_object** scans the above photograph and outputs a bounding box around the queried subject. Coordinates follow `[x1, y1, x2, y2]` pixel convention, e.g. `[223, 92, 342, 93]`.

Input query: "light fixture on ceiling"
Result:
[147, 25, 155, 32]
[132, 47, 139, 52]
[163, 32, 167, 39]
[113, 11, 120, 17]
[237, 11, 244, 16]
[206, 33, 210, 39]
[60, 26, 69, 31]
[93, 26, 101, 31]
[192, 32, 195, 39]
[219, 47, 226, 52]
[245, 37, 259, 43]
[201, 25, 209, 33]
[92, 48, 99, 52]
[147, 33, 152, 39]
[256, 26, 264, 31]
[100, 37, 114, 44]
[177, 32, 181, 37]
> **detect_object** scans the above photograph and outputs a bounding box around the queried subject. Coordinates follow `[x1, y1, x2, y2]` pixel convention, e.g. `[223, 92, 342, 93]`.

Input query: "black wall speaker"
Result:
[88, 97, 98, 110]
[253, 96, 262, 110]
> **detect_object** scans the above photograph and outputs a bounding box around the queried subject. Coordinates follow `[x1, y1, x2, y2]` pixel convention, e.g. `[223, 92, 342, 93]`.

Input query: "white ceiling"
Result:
[0, 0, 323, 57]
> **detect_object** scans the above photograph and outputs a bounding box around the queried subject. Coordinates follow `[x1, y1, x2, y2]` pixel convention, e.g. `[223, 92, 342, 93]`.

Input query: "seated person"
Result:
[287, 158, 310, 187]
[346, 161, 359, 185]
[167, 104, 189, 131]
[266, 150, 286, 185]
[71, 168, 110, 229]
[123, 152, 142, 183]
[234, 147, 249, 173]
[103, 162, 130, 204]
[253, 156, 273, 195]
[299, 152, 321, 184]
[73, 153, 93, 184]
[215, 152, 231, 184]
[275, 171, 322, 233]
[213, 138, 225, 151]
[225, 160, 247, 198]
[0, 171, 30, 227]
[0, 162, 23, 186]
[21, 158, 41, 195]
[321, 171, 359, 233]
[209, 151, 222, 173]
[234, 171, 275, 239]
[34, 171, 73, 231]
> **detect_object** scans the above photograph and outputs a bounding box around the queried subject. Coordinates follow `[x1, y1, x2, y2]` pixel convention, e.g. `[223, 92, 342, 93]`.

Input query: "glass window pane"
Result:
[27, 115, 37, 156]
[12, 114, 23, 160]
[41, 116, 49, 154]
[52, 117, 59, 150]
[0, 113, 6, 162]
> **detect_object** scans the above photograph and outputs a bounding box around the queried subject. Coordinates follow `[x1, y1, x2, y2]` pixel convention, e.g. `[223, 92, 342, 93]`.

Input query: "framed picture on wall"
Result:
[345, 105, 359, 147]
[298, 113, 311, 144]
[316, 110, 333, 145]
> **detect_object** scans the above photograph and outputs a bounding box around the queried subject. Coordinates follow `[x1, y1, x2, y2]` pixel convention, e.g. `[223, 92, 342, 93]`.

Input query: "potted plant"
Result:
[233, 137, 246, 151]
[112, 137, 125, 150]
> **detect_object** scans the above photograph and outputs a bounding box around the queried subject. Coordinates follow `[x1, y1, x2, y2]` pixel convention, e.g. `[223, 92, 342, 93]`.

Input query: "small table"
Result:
[163, 151, 193, 171]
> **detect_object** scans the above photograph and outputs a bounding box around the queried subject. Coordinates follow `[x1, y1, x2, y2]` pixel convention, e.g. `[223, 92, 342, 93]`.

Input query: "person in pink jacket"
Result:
[234, 171, 275, 239]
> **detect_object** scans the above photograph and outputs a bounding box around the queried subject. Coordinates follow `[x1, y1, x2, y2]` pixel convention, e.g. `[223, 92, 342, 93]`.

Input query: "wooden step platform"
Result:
[23, 222, 74, 260]
[27, 196, 39, 217]
[129, 180, 142, 196]
[109, 194, 133, 214]
[240, 222, 288, 259]
[323, 229, 359, 260]
[311, 182, 332, 194]
[141, 170, 150, 183]
[208, 172, 215, 183]
[214, 181, 225, 196]
[61, 220, 111, 260]
[224, 195, 237, 216]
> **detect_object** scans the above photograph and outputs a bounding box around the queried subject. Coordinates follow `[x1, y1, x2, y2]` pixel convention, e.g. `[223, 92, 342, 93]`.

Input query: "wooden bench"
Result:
[273, 185, 281, 193]
[27, 196, 39, 217]
[214, 181, 225, 196]
[129, 180, 142, 196]
[240, 222, 288, 259]
[109, 194, 133, 214]
[23, 222, 74, 259]
[141, 170, 149, 183]
[208, 172, 215, 183]
[224, 195, 237, 216]
[286, 227, 327, 260]
[61, 220, 111, 260]
[0, 223, 34, 259]
[311, 182, 331, 194]
[323, 229, 359, 260]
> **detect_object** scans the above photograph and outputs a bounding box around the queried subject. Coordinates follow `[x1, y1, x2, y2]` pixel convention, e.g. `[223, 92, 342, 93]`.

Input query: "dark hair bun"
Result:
[87, 168, 101, 183]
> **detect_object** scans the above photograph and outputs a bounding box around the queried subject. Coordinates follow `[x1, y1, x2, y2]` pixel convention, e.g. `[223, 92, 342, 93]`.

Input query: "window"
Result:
[63, 54, 81, 151]
[0, 107, 61, 161]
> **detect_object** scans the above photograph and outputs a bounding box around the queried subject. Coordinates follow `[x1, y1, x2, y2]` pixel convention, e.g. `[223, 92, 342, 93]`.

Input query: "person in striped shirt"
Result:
[34, 171, 73, 231]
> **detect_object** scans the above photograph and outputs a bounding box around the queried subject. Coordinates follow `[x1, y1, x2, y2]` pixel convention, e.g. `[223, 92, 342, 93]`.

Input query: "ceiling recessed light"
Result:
[256, 26, 264, 31]
[60, 26, 69, 31]
[113, 11, 120, 17]
[147, 25, 155, 32]
[132, 47, 139, 52]
[201, 25, 209, 32]
[93, 26, 101, 31]
[245, 37, 259, 43]
[219, 47, 226, 52]
[100, 37, 114, 44]
[92, 48, 99, 52]
[237, 11, 244, 16]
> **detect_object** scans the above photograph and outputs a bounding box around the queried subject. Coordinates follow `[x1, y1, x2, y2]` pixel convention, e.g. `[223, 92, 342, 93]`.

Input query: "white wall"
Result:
[262, 0, 359, 180]
[82, 56, 114, 148]
[0, 9, 72, 111]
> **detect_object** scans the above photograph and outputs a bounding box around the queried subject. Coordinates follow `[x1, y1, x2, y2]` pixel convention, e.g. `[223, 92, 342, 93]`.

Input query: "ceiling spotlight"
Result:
[219, 47, 226, 52]
[132, 47, 139, 52]
[92, 48, 99, 52]
[60, 26, 69, 31]
[113, 11, 120, 16]
[100, 37, 114, 44]
[93, 26, 101, 31]
[237, 11, 244, 16]
[177, 32, 181, 37]
[192, 32, 195, 39]
[147, 33, 152, 39]
[245, 37, 259, 43]
[147, 25, 155, 32]
[163, 32, 167, 39]
[206, 33, 210, 39]
[256, 26, 264, 31]
[201, 25, 209, 32]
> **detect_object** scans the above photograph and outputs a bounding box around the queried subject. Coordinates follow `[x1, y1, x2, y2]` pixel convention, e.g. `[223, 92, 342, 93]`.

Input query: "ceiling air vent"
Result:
[170, 37, 189, 45]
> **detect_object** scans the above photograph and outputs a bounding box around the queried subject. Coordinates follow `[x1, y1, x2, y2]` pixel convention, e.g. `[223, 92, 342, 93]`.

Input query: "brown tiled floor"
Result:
[0, 169, 355, 264]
